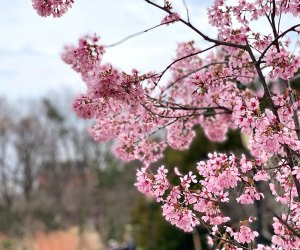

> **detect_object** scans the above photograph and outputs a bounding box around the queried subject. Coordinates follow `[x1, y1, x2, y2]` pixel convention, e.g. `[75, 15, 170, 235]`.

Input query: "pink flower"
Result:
[61, 35, 104, 76]
[32, 0, 74, 17]
[236, 186, 264, 204]
[254, 170, 270, 181]
[73, 94, 94, 119]
[233, 226, 258, 244]
[272, 94, 287, 107]
[292, 166, 300, 180]
[161, 13, 180, 25]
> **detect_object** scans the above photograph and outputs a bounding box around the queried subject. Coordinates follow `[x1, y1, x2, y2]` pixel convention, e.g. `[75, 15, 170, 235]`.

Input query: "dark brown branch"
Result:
[154, 44, 218, 85]
[285, 146, 300, 200]
[144, 0, 247, 50]
[133, 117, 179, 144]
[165, 61, 229, 90]
[270, 0, 280, 51]
[273, 212, 300, 238]
[146, 95, 232, 112]
[285, 80, 300, 140]
[246, 42, 278, 117]
[141, 102, 231, 119]
[247, 42, 300, 198]
[152, 103, 230, 112]
[257, 24, 300, 64]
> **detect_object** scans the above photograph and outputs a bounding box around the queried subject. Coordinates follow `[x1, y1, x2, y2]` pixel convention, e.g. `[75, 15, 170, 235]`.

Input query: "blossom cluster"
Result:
[32, 0, 74, 17]
[61, 35, 104, 78]
[33, 0, 300, 248]
[135, 153, 267, 247]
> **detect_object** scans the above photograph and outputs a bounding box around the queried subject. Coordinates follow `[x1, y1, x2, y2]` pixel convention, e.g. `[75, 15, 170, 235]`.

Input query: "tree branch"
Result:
[182, 0, 190, 23]
[273, 212, 300, 238]
[154, 44, 218, 85]
[257, 24, 300, 64]
[165, 61, 229, 90]
[144, 0, 247, 50]
[105, 20, 176, 48]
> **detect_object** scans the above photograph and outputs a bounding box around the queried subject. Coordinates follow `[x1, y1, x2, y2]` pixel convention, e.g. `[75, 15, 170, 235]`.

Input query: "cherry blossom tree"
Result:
[32, 0, 300, 249]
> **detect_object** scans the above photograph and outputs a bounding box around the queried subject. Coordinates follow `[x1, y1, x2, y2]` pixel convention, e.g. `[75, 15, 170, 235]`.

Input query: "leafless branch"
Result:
[105, 20, 175, 48]
[144, 0, 247, 50]
[165, 61, 229, 90]
[154, 44, 218, 85]
[257, 24, 300, 64]
[182, 0, 190, 23]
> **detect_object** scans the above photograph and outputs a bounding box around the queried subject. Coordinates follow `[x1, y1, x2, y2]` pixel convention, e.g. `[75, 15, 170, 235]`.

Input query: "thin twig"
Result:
[105, 21, 175, 48]
[141, 102, 231, 119]
[286, 80, 300, 140]
[165, 61, 228, 90]
[152, 103, 230, 112]
[182, 0, 190, 23]
[155, 44, 218, 84]
[133, 117, 179, 144]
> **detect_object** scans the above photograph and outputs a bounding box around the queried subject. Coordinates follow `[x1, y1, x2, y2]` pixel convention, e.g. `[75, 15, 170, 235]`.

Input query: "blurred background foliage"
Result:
[2, 74, 300, 249]
[0, 91, 247, 250]
[0, 93, 137, 248]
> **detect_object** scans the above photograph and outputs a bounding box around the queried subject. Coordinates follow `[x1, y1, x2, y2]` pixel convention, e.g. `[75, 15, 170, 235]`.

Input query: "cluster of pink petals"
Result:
[52, 0, 300, 247]
[236, 186, 264, 204]
[162, 199, 200, 232]
[278, 0, 300, 17]
[227, 225, 259, 244]
[207, 0, 300, 42]
[134, 152, 272, 236]
[265, 47, 300, 80]
[161, 13, 180, 25]
[197, 153, 241, 195]
[62, 35, 104, 77]
[231, 94, 300, 161]
[32, 0, 74, 17]
[271, 216, 300, 249]
[135, 166, 169, 200]
[167, 121, 196, 150]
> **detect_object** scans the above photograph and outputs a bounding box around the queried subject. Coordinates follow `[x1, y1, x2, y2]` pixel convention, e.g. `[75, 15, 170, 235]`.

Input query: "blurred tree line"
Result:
[3, 75, 300, 249]
[0, 93, 137, 247]
[0, 93, 264, 250]
[0, 92, 248, 250]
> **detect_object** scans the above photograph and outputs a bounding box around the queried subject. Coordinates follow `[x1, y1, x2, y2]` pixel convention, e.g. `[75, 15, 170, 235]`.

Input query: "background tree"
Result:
[0, 94, 139, 249]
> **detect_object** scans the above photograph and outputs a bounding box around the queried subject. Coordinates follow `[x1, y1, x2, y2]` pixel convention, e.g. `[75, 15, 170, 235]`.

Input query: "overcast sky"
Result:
[0, 0, 211, 100]
[0, 1, 298, 101]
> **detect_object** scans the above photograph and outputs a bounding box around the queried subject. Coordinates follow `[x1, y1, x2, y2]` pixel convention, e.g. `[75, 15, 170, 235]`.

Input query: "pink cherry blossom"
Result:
[32, 0, 74, 17]
[232, 225, 258, 244]
[33, 0, 300, 247]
